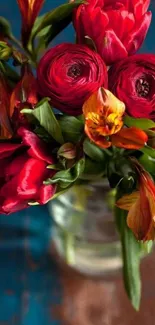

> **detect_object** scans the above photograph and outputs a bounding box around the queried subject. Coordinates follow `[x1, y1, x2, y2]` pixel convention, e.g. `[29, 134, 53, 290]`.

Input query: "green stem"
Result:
[0, 61, 20, 82]
[103, 148, 113, 156]
[10, 35, 37, 68]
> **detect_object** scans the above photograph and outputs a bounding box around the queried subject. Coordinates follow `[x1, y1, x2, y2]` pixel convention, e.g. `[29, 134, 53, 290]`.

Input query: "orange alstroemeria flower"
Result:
[0, 76, 13, 139]
[83, 88, 148, 149]
[17, 0, 44, 44]
[117, 163, 155, 241]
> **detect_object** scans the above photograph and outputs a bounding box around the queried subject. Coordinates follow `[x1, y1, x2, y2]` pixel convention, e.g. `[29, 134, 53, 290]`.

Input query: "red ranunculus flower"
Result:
[108, 54, 155, 119]
[37, 43, 107, 115]
[73, 0, 152, 65]
[0, 127, 56, 214]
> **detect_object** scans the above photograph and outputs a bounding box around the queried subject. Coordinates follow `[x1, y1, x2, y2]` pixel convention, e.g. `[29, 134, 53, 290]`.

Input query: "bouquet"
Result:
[0, 0, 154, 310]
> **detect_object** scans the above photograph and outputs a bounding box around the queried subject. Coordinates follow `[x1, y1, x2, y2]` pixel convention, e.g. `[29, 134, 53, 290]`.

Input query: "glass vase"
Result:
[48, 181, 122, 277]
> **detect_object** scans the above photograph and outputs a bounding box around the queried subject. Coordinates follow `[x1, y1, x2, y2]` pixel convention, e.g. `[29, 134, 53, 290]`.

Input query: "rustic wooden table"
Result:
[53, 250, 155, 325]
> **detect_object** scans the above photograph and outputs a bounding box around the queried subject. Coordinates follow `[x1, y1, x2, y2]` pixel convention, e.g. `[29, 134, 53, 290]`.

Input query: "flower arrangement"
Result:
[0, 0, 154, 310]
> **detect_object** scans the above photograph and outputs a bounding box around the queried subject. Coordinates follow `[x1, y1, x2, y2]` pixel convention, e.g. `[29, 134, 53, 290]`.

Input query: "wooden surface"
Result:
[52, 250, 155, 325]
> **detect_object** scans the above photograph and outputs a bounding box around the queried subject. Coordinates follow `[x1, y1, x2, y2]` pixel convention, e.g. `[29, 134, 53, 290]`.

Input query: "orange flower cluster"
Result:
[83, 88, 148, 150]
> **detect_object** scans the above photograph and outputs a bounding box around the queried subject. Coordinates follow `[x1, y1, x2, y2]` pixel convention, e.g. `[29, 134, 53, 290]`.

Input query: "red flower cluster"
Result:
[0, 127, 55, 214]
[0, 0, 154, 224]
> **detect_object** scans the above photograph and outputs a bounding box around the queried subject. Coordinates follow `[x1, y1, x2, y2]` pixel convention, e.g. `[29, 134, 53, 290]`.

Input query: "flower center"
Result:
[67, 64, 82, 78]
[86, 111, 123, 136]
[136, 78, 150, 98]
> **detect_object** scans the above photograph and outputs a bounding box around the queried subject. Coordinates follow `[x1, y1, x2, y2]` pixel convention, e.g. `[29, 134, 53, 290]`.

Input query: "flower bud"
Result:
[58, 143, 76, 160]
[13, 50, 28, 65]
[0, 41, 12, 61]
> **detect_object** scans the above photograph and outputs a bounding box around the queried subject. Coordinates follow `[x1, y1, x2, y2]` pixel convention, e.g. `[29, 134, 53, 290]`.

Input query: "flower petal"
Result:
[100, 29, 128, 65]
[116, 191, 139, 210]
[17, 0, 44, 44]
[85, 124, 111, 148]
[0, 77, 13, 139]
[111, 127, 148, 149]
[2, 198, 28, 215]
[125, 12, 152, 54]
[127, 186, 155, 241]
[18, 127, 54, 164]
[17, 158, 48, 200]
[0, 143, 21, 159]
[38, 184, 56, 204]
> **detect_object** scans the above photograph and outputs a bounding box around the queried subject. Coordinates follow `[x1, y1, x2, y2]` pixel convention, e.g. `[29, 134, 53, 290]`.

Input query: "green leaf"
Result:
[51, 186, 70, 200]
[107, 157, 136, 191]
[83, 138, 106, 162]
[80, 157, 105, 180]
[0, 61, 20, 83]
[140, 145, 155, 159]
[0, 17, 13, 38]
[139, 153, 155, 174]
[35, 18, 71, 53]
[21, 99, 64, 144]
[28, 14, 50, 53]
[44, 157, 85, 187]
[28, 201, 40, 206]
[47, 164, 62, 171]
[141, 241, 153, 255]
[29, 14, 46, 41]
[124, 115, 155, 130]
[31, 1, 84, 42]
[59, 115, 84, 143]
[84, 36, 97, 52]
[115, 206, 141, 311]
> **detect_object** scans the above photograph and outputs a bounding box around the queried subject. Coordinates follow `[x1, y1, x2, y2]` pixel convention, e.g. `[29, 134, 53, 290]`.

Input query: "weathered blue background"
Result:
[0, 1, 155, 324]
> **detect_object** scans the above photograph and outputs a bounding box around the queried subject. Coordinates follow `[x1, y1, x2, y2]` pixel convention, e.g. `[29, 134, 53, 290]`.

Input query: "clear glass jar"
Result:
[48, 181, 122, 277]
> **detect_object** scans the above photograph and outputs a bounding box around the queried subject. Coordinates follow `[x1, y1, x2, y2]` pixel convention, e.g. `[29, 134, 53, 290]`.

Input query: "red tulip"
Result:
[0, 127, 56, 214]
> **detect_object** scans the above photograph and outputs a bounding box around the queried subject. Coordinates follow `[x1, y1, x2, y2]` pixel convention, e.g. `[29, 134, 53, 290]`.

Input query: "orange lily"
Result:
[117, 162, 155, 241]
[83, 88, 148, 149]
[17, 0, 44, 44]
[0, 76, 13, 139]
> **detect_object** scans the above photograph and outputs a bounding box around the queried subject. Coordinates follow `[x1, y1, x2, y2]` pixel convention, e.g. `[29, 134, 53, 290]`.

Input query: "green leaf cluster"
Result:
[59, 115, 84, 143]
[107, 156, 136, 192]
[28, 1, 84, 56]
[22, 99, 64, 144]
[45, 157, 85, 188]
